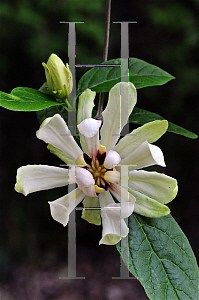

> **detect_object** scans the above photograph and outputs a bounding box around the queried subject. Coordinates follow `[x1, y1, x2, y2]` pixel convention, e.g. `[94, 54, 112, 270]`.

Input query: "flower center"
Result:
[87, 156, 108, 187]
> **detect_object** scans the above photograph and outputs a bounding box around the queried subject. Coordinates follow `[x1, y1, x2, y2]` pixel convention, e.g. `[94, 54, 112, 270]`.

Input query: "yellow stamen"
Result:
[94, 185, 105, 193]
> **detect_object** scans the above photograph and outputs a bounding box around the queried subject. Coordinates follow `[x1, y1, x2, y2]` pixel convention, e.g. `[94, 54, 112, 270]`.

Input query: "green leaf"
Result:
[77, 58, 175, 96]
[0, 87, 63, 111]
[116, 213, 199, 300]
[129, 108, 198, 139]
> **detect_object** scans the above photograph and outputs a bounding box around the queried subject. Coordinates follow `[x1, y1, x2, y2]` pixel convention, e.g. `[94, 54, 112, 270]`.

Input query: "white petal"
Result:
[114, 120, 168, 159]
[48, 187, 85, 226]
[129, 170, 178, 204]
[36, 114, 82, 161]
[105, 202, 135, 220]
[100, 82, 137, 152]
[99, 192, 129, 245]
[77, 118, 101, 138]
[108, 183, 136, 206]
[104, 171, 120, 184]
[48, 202, 69, 227]
[99, 218, 129, 245]
[75, 167, 95, 186]
[120, 141, 166, 170]
[77, 89, 96, 155]
[108, 183, 135, 220]
[129, 188, 170, 218]
[78, 184, 97, 197]
[104, 150, 121, 169]
[15, 165, 71, 196]
[77, 89, 96, 125]
[77, 118, 101, 158]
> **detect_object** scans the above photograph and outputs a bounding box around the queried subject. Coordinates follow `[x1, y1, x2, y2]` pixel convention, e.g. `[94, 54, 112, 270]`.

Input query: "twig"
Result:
[95, 0, 111, 121]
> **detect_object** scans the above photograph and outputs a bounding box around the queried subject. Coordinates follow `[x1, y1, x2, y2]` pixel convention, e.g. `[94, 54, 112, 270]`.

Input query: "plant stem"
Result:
[95, 0, 111, 121]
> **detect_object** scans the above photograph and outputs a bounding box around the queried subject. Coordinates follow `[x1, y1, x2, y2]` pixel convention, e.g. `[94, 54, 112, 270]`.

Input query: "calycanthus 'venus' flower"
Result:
[15, 82, 178, 245]
[42, 53, 73, 100]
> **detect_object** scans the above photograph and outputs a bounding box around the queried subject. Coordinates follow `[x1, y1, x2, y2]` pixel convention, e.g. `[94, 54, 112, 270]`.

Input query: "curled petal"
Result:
[77, 118, 101, 158]
[77, 118, 101, 138]
[99, 192, 129, 245]
[104, 150, 121, 169]
[100, 190, 133, 221]
[120, 141, 166, 170]
[48, 187, 85, 226]
[114, 120, 168, 159]
[105, 202, 135, 220]
[99, 218, 129, 245]
[75, 167, 95, 186]
[104, 171, 120, 184]
[49, 203, 69, 227]
[36, 114, 82, 161]
[15, 165, 71, 196]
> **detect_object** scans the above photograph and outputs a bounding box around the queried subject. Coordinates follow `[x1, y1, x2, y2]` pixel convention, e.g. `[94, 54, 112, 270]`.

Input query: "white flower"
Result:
[15, 82, 178, 245]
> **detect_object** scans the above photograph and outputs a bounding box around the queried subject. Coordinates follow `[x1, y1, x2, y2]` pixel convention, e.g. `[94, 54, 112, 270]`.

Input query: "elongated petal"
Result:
[114, 120, 168, 159]
[48, 187, 85, 226]
[81, 196, 101, 225]
[77, 89, 96, 155]
[47, 144, 75, 165]
[104, 171, 120, 184]
[101, 82, 137, 152]
[77, 118, 101, 158]
[99, 192, 129, 245]
[129, 188, 170, 217]
[77, 89, 96, 124]
[129, 170, 178, 204]
[15, 165, 71, 196]
[120, 141, 166, 170]
[36, 114, 82, 161]
[104, 150, 121, 169]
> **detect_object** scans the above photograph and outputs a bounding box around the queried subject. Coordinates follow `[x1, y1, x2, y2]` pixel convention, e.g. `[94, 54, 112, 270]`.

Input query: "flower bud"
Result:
[42, 53, 73, 100]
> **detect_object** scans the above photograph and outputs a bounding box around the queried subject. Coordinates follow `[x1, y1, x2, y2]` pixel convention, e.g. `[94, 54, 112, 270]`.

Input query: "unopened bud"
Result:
[42, 53, 73, 100]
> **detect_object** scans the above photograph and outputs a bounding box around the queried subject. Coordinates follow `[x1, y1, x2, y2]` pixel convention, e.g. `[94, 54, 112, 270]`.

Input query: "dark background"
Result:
[0, 0, 198, 299]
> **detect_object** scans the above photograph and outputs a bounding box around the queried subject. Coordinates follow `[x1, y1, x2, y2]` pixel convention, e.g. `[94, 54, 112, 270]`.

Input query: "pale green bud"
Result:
[42, 53, 73, 100]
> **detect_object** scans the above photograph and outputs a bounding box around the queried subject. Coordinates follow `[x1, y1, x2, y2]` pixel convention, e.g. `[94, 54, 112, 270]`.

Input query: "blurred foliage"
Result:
[0, 0, 199, 267]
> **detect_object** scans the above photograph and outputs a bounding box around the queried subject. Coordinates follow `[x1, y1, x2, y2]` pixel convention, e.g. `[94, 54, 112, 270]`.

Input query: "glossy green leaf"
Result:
[77, 58, 175, 97]
[0, 87, 63, 111]
[116, 213, 199, 300]
[130, 108, 198, 139]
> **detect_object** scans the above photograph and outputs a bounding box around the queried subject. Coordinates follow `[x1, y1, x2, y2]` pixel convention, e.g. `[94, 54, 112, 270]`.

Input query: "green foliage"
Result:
[77, 58, 175, 97]
[0, 87, 63, 111]
[129, 108, 198, 139]
[117, 213, 199, 300]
